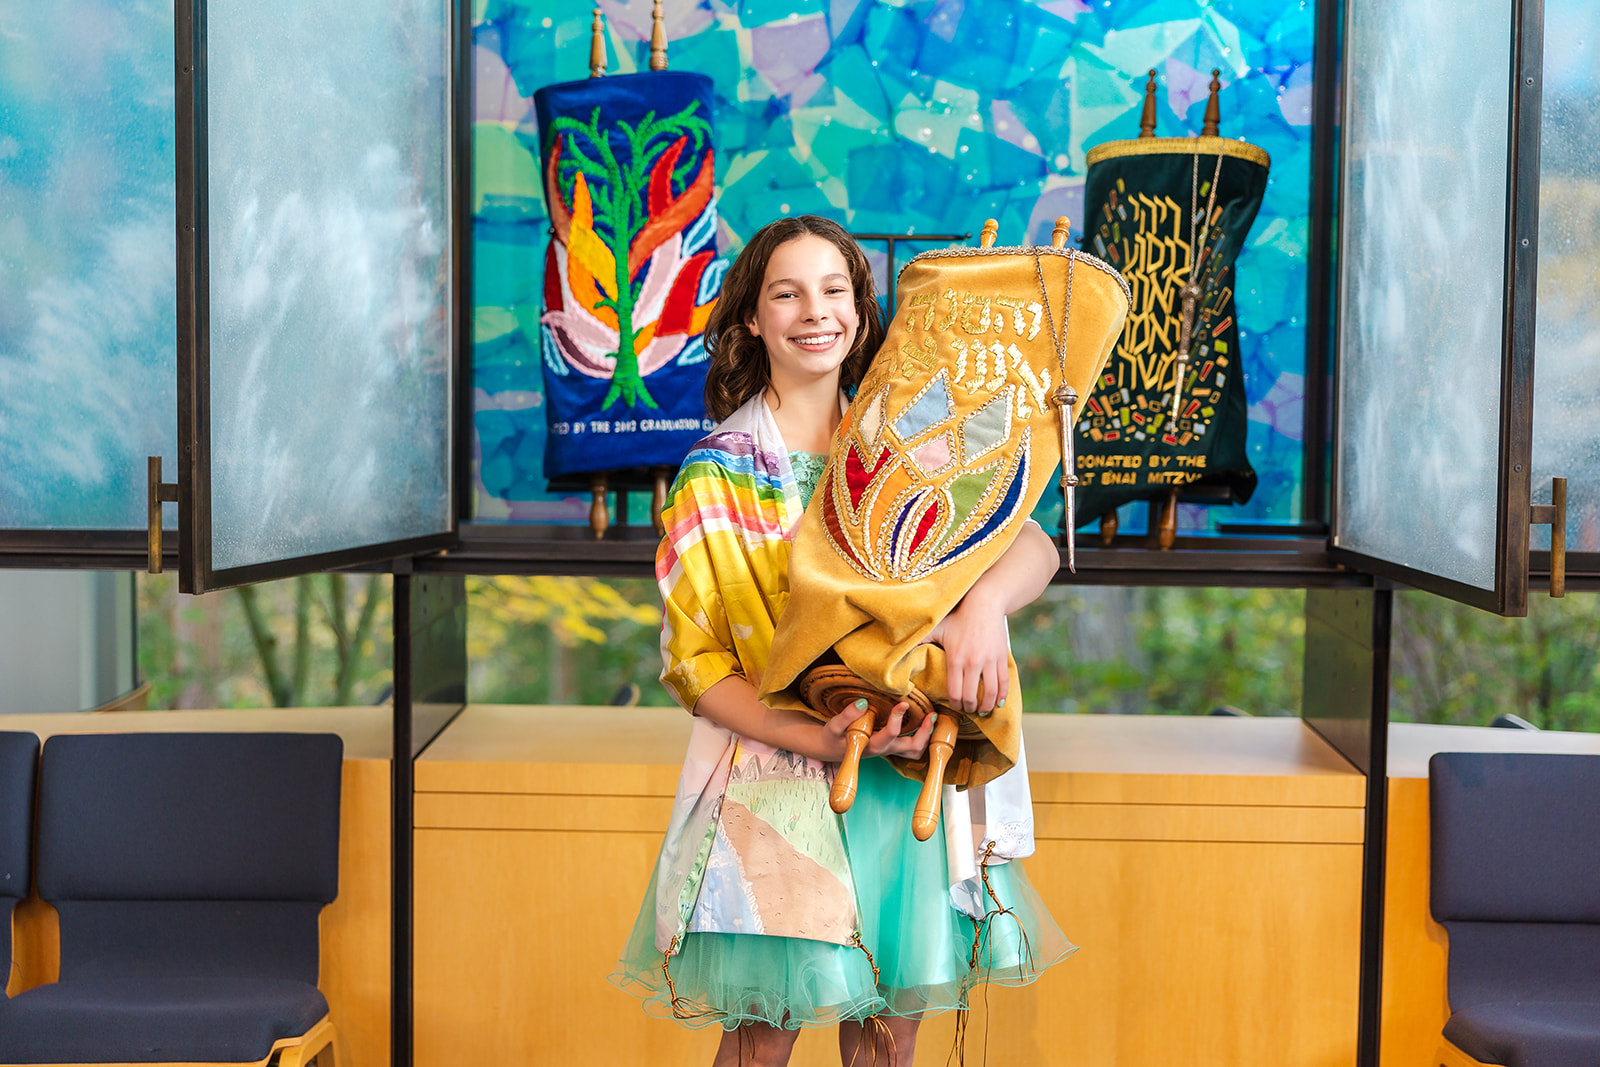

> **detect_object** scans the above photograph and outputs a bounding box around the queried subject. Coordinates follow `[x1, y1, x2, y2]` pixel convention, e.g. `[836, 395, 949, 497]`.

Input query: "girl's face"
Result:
[746, 234, 861, 390]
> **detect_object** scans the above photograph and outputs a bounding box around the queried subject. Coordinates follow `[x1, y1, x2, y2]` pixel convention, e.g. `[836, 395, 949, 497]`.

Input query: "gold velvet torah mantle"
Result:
[761, 239, 1130, 803]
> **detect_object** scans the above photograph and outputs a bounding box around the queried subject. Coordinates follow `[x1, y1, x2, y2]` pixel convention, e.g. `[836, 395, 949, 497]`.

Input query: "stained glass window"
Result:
[1530, 0, 1600, 553]
[471, 0, 1315, 532]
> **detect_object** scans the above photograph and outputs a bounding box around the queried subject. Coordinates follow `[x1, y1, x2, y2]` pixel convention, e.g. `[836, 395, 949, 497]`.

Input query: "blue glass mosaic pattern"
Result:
[0, 2, 177, 529]
[473, 0, 1314, 528]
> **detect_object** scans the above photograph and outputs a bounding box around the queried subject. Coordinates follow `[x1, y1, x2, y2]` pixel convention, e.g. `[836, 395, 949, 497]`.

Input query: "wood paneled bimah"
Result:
[413, 707, 1366, 1067]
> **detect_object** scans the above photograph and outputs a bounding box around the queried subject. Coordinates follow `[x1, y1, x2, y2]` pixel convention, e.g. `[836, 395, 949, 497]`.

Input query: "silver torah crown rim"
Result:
[898, 245, 1132, 306]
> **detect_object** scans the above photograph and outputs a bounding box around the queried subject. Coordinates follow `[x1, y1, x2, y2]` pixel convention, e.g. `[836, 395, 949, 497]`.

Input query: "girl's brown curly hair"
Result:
[702, 215, 886, 422]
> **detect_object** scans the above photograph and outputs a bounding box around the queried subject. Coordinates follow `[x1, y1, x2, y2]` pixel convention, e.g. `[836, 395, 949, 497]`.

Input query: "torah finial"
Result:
[649, 0, 668, 71]
[1139, 70, 1158, 138]
[1050, 216, 1071, 248]
[589, 7, 607, 78]
[979, 219, 999, 248]
[1202, 69, 1222, 137]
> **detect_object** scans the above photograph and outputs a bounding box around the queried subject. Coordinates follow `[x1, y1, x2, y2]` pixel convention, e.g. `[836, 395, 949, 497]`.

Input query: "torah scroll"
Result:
[760, 223, 1130, 836]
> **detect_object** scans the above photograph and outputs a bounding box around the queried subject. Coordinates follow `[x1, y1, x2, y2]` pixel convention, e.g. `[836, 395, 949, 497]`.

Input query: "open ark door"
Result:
[1329, 0, 1551, 616]
[1528, 0, 1600, 587]
[171, 0, 465, 594]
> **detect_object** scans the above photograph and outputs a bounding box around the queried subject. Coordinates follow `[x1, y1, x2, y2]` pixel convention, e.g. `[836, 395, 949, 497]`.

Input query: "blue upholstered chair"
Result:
[1430, 752, 1600, 1067]
[0, 733, 343, 1067]
[1, 732, 41, 995]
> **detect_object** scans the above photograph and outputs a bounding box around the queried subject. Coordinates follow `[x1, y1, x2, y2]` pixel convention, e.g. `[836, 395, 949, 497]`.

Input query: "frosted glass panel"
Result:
[206, 0, 452, 571]
[1531, 0, 1600, 552]
[1334, 0, 1512, 590]
[0, 1, 175, 529]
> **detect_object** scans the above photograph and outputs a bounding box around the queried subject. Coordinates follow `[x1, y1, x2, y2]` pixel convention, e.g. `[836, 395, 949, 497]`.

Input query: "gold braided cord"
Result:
[900, 245, 1131, 306]
[848, 930, 882, 987]
[962, 841, 1037, 987]
[947, 842, 1039, 1067]
[845, 932, 894, 1067]
[1085, 134, 1270, 168]
[949, 1004, 971, 1067]
[846, 1015, 897, 1067]
[660, 935, 728, 1023]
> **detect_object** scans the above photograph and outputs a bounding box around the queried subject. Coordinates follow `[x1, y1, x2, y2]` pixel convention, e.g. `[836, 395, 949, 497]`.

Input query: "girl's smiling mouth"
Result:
[790, 332, 843, 350]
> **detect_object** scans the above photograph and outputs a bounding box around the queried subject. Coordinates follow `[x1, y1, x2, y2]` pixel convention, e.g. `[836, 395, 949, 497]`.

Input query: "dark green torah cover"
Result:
[1074, 137, 1269, 525]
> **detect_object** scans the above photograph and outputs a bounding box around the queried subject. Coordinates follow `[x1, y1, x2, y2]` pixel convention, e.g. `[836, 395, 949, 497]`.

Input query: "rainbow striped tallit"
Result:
[651, 392, 860, 952]
[656, 393, 804, 712]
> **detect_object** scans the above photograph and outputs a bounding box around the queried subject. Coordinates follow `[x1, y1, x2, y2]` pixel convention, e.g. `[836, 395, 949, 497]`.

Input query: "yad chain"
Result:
[1032, 251, 1075, 374]
[1198, 150, 1225, 257]
[1034, 251, 1082, 572]
[1171, 149, 1226, 420]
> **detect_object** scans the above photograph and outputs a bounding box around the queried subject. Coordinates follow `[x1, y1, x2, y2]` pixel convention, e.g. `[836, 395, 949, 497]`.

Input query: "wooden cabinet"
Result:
[414, 708, 1365, 1067]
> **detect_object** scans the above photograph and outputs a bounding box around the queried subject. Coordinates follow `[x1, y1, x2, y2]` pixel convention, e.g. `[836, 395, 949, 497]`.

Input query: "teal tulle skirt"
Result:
[611, 757, 1075, 1030]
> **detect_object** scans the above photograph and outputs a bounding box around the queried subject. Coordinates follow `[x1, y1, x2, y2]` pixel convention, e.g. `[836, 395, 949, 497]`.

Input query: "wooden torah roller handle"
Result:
[912, 713, 962, 842]
[799, 664, 971, 839]
[799, 665, 934, 815]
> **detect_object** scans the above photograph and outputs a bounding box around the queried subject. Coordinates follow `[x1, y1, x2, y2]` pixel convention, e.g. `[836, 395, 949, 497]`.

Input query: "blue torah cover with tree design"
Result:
[534, 72, 724, 481]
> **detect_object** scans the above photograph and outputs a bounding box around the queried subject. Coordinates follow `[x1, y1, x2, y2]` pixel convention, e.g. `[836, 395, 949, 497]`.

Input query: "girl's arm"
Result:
[926, 519, 1061, 717]
[694, 674, 935, 762]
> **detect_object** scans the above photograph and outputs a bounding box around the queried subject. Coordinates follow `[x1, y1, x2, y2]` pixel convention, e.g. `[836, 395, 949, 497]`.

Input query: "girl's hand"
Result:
[924, 594, 1009, 718]
[917, 518, 1054, 718]
[822, 699, 935, 760]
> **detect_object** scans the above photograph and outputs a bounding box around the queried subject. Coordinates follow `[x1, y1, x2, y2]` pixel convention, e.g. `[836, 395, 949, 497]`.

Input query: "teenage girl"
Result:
[614, 215, 1071, 1066]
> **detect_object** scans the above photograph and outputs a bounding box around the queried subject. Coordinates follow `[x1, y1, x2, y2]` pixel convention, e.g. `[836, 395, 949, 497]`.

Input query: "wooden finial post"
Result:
[1157, 487, 1180, 550]
[1050, 216, 1071, 248]
[1202, 69, 1222, 137]
[651, 466, 671, 536]
[589, 472, 609, 538]
[1139, 70, 1158, 138]
[979, 219, 999, 248]
[649, 0, 668, 71]
[589, 7, 607, 78]
[1099, 512, 1118, 547]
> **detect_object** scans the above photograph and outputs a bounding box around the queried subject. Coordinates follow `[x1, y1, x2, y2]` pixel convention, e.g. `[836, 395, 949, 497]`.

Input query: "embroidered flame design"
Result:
[540, 102, 723, 409]
[821, 374, 1033, 582]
